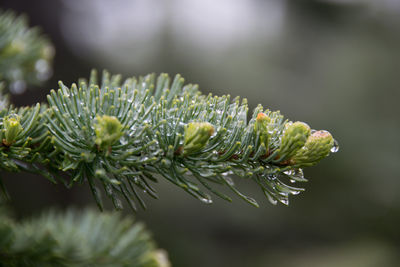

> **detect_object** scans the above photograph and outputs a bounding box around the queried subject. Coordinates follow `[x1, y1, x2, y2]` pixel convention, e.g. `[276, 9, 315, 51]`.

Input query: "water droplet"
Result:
[266, 194, 278, 205]
[199, 169, 215, 177]
[284, 170, 295, 176]
[291, 190, 301, 195]
[120, 136, 128, 145]
[224, 176, 235, 186]
[199, 197, 213, 204]
[331, 139, 339, 153]
[222, 170, 234, 176]
[279, 198, 289, 205]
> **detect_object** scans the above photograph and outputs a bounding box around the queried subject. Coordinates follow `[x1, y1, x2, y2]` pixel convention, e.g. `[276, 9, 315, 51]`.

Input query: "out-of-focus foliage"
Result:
[0, 208, 170, 267]
[0, 9, 54, 94]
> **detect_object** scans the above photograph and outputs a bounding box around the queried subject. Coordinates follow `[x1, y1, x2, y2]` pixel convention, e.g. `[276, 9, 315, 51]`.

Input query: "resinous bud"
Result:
[183, 122, 214, 155]
[254, 112, 271, 150]
[277, 121, 311, 160]
[94, 115, 123, 150]
[3, 114, 23, 146]
[290, 130, 334, 167]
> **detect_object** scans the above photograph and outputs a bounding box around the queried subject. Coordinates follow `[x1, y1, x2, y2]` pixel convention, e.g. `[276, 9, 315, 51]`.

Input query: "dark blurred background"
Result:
[1, 0, 400, 266]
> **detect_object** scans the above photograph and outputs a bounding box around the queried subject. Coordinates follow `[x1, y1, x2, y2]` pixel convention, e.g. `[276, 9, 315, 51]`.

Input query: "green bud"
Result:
[290, 130, 334, 167]
[3, 114, 23, 146]
[254, 112, 271, 150]
[183, 122, 214, 155]
[94, 115, 123, 150]
[276, 121, 311, 160]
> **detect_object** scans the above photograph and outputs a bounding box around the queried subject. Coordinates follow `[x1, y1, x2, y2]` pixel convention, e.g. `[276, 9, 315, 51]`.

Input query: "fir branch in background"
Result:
[0, 9, 54, 94]
[0, 208, 170, 267]
[0, 70, 339, 210]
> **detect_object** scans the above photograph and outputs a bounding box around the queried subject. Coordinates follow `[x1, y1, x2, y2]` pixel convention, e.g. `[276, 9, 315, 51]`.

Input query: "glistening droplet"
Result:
[331, 139, 339, 153]
[199, 197, 213, 204]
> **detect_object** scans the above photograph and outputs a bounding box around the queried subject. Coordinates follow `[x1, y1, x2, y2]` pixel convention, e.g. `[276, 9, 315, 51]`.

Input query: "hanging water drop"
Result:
[199, 197, 213, 204]
[120, 136, 128, 145]
[280, 198, 289, 206]
[284, 169, 294, 176]
[266, 194, 278, 205]
[290, 190, 301, 195]
[224, 176, 235, 186]
[331, 139, 339, 153]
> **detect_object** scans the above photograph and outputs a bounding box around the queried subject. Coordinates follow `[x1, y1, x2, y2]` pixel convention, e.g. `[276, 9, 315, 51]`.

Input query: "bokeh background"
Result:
[1, 0, 400, 266]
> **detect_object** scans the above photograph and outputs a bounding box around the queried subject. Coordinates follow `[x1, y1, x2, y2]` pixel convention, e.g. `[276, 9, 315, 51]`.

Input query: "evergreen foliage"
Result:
[0, 70, 339, 210]
[0, 9, 338, 211]
[0, 8, 339, 266]
[0, 208, 170, 267]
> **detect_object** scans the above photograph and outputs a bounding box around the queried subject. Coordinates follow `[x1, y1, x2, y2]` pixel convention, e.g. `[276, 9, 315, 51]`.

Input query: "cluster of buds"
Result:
[254, 112, 336, 167]
[289, 130, 335, 167]
[183, 122, 215, 155]
[1, 114, 23, 146]
[94, 115, 124, 152]
[178, 113, 338, 168]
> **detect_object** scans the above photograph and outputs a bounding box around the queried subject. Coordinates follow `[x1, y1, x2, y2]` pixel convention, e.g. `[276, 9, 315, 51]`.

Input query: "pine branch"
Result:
[0, 208, 170, 267]
[0, 70, 339, 210]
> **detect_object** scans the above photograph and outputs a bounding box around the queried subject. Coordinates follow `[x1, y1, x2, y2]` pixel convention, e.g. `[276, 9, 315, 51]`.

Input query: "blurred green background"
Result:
[1, 0, 400, 266]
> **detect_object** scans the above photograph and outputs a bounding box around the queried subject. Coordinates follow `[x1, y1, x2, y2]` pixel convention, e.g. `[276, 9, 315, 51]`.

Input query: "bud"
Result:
[94, 115, 123, 150]
[183, 122, 214, 155]
[254, 112, 270, 150]
[290, 130, 334, 167]
[3, 114, 23, 146]
[277, 121, 311, 160]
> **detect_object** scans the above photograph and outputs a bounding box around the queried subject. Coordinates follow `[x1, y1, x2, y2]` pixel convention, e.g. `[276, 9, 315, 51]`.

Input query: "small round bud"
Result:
[290, 130, 334, 167]
[277, 121, 311, 160]
[183, 122, 214, 155]
[94, 115, 124, 150]
[254, 112, 271, 150]
[2, 114, 23, 146]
